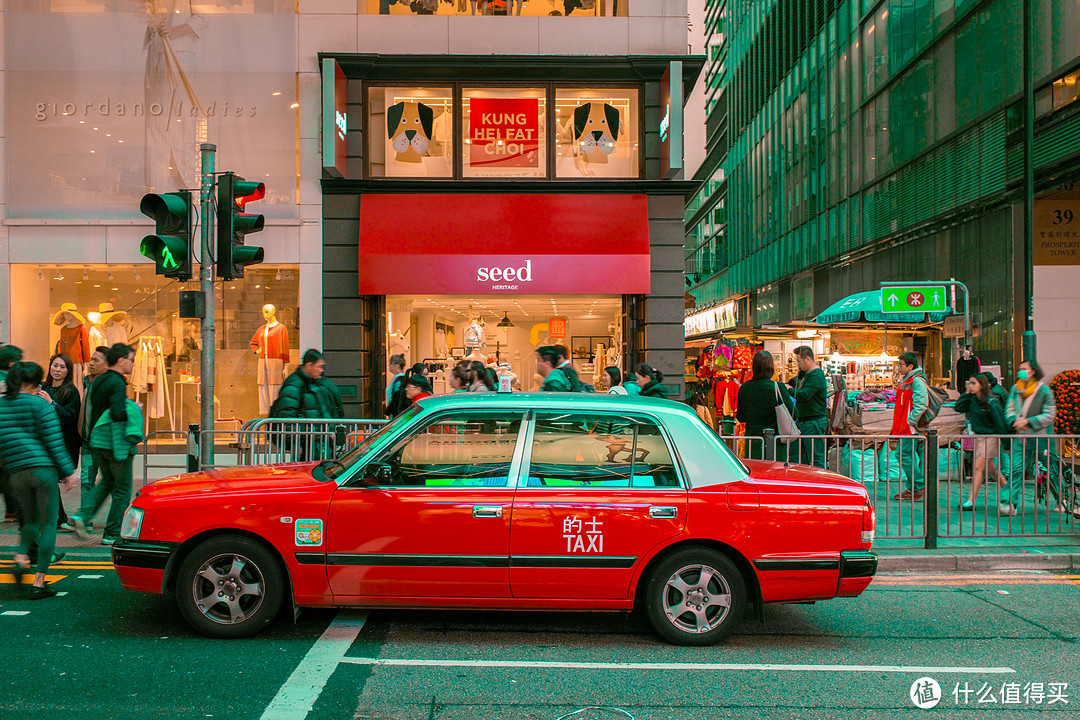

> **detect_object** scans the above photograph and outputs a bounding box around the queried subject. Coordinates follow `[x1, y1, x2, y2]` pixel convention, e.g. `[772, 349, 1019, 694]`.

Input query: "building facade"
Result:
[687, 0, 1080, 383]
[0, 0, 699, 425]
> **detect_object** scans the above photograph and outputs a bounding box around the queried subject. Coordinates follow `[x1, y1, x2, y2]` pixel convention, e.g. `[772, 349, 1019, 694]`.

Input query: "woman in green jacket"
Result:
[633, 364, 668, 399]
[955, 374, 1008, 511]
[0, 362, 77, 599]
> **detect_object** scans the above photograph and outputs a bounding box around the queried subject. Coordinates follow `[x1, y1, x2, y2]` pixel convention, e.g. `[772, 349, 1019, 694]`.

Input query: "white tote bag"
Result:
[774, 382, 801, 444]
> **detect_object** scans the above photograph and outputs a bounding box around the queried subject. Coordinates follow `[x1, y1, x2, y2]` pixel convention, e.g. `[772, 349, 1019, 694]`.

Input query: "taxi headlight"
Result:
[120, 506, 144, 540]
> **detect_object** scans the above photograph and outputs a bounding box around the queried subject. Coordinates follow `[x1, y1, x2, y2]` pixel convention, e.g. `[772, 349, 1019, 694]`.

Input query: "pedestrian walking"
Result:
[1001, 359, 1065, 515]
[38, 353, 80, 530]
[404, 374, 433, 406]
[634, 364, 668, 399]
[736, 351, 796, 461]
[272, 349, 344, 461]
[0, 344, 24, 523]
[73, 346, 108, 534]
[955, 374, 1009, 511]
[275, 349, 345, 420]
[0, 362, 78, 599]
[980, 370, 1008, 406]
[466, 360, 494, 392]
[787, 346, 828, 468]
[385, 354, 406, 415]
[449, 362, 470, 393]
[536, 346, 574, 391]
[70, 343, 142, 545]
[553, 344, 587, 391]
[891, 352, 929, 502]
[604, 366, 627, 394]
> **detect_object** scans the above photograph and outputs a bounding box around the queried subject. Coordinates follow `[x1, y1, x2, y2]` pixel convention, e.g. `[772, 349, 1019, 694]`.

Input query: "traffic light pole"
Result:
[199, 143, 216, 466]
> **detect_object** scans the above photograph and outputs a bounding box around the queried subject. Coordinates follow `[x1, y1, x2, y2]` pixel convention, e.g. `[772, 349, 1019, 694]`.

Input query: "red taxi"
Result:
[113, 393, 876, 645]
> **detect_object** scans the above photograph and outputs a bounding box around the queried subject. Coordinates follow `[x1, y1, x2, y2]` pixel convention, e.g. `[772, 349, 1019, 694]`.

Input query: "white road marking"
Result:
[260, 611, 368, 720]
[339, 658, 1016, 674]
[2, 611, 30, 616]
[78, 575, 103, 579]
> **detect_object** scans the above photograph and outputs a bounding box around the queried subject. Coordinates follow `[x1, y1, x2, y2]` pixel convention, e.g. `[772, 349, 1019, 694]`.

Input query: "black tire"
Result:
[643, 547, 747, 646]
[175, 535, 285, 639]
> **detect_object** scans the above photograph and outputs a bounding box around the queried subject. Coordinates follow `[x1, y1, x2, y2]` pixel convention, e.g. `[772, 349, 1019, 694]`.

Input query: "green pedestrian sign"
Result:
[881, 285, 947, 313]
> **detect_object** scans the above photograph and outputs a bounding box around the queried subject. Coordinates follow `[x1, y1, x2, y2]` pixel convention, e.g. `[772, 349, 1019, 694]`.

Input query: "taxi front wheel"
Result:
[643, 548, 746, 646]
[176, 535, 285, 639]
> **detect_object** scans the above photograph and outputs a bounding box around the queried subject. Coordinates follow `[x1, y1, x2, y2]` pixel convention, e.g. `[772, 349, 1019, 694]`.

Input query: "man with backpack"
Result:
[270, 349, 343, 461]
[891, 352, 931, 501]
[552, 344, 591, 392]
[537, 346, 574, 392]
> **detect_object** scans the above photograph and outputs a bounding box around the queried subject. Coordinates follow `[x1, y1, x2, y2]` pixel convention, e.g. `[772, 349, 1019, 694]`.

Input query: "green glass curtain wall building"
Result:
[687, 0, 1080, 376]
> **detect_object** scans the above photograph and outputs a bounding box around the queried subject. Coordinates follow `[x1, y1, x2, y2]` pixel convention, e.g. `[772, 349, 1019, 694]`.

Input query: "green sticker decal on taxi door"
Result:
[295, 519, 323, 546]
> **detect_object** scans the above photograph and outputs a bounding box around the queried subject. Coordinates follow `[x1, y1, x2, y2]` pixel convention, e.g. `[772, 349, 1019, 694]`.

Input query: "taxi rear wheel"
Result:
[643, 548, 746, 646]
[176, 535, 285, 639]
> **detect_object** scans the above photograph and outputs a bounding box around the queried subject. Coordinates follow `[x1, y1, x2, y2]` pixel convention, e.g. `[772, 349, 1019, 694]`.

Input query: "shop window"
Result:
[12, 264, 298, 437]
[463, 88, 546, 179]
[554, 88, 639, 179]
[368, 87, 454, 178]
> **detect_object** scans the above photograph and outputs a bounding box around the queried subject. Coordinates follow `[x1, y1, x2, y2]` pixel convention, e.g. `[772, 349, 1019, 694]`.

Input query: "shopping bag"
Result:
[774, 382, 801, 444]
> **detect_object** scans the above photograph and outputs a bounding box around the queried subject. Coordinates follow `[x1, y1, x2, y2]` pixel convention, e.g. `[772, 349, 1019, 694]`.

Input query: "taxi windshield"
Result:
[324, 406, 423, 481]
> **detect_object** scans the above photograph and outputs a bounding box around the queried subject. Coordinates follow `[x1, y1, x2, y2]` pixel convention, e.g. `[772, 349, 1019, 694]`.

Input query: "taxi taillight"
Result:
[861, 501, 875, 547]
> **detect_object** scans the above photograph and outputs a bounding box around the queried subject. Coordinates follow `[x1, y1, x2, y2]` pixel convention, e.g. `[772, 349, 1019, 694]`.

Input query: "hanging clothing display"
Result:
[464, 321, 485, 348]
[132, 336, 170, 423]
[713, 374, 741, 418]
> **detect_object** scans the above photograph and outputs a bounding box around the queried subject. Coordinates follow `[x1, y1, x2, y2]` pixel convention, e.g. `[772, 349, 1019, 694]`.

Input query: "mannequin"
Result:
[53, 303, 90, 364]
[97, 303, 130, 346]
[250, 304, 290, 415]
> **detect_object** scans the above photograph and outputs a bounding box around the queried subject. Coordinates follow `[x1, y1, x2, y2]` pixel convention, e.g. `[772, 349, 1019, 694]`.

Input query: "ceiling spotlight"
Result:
[275, 269, 284, 281]
[83, 269, 89, 281]
[107, 271, 114, 281]
[497, 312, 515, 328]
[53, 268, 65, 281]
[38, 266, 44, 281]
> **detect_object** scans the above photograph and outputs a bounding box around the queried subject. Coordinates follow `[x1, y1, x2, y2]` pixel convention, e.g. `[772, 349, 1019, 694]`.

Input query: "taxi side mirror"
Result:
[359, 462, 393, 486]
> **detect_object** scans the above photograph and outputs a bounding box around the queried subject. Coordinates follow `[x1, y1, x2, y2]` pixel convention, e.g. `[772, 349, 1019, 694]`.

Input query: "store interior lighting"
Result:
[497, 312, 514, 328]
[38, 266, 44, 280]
[53, 267, 64, 281]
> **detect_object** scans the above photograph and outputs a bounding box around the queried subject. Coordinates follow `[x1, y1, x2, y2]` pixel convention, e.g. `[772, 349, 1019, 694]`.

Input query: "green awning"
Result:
[814, 290, 952, 325]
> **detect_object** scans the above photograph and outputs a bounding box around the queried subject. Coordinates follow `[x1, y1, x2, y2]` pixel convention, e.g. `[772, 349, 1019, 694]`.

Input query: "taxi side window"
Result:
[370, 412, 522, 487]
[526, 413, 680, 489]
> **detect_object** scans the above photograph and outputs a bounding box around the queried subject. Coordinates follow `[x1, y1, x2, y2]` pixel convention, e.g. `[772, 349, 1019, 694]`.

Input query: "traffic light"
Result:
[216, 172, 265, 280]
[139, 191, 193, 280]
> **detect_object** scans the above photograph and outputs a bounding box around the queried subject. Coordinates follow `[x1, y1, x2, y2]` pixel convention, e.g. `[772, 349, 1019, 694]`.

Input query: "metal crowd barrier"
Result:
[136, 419, 1077, 546]
[746, 429, 1080, 546]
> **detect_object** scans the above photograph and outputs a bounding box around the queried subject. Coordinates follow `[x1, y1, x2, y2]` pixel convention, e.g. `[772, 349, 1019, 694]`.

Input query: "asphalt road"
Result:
[2, 550, 1078, 720]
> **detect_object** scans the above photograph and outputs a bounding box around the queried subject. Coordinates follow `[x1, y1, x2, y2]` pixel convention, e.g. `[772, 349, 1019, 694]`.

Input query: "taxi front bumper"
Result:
[112, 539, 179, 594]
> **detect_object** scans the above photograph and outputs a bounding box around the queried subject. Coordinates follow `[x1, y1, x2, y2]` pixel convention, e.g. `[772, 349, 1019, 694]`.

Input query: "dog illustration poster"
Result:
[388, 101, 434, 163]
[573, 102, 620, 164]
[469, 97, 539, 167]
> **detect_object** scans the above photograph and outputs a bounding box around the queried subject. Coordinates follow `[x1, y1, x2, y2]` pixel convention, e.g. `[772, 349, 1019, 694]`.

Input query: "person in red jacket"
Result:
[891, 352, 930, 502]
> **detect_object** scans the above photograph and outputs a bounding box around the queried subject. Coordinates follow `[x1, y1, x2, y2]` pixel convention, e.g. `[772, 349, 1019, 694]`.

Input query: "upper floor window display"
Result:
[368, 86, 454, 178]
[362, 0, 629, 16]
[463, 88, 547, 179]
[365, 84, 641, 180]
[555, 88, 639, 178]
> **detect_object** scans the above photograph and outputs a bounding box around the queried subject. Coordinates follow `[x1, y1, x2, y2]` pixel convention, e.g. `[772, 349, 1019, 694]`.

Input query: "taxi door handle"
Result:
[473, 505, 504, 518]
[649, 506, 679, 519]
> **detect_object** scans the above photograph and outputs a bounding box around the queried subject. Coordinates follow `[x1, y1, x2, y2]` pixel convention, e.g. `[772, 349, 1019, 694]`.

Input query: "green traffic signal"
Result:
[139, 191, 193, 280]
[216, 172, 266, 280]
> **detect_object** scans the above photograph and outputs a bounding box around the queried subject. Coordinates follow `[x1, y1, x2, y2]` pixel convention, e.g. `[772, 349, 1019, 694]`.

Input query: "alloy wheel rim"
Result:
[662, 563, 732, 634]
[191, 553, 266, 625]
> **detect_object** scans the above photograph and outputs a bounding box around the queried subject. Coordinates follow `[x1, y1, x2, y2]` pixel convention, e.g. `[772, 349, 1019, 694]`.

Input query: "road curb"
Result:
[877, 552, 1080, 573]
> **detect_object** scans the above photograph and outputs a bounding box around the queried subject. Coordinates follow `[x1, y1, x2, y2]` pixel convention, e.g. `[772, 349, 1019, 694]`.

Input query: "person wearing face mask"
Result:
[1001, 360, 1065, 516]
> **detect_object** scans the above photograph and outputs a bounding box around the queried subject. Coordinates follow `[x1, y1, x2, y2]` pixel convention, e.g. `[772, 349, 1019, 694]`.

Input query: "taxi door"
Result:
[325, 410, 526, 600]
[509, 412, 687, 600]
